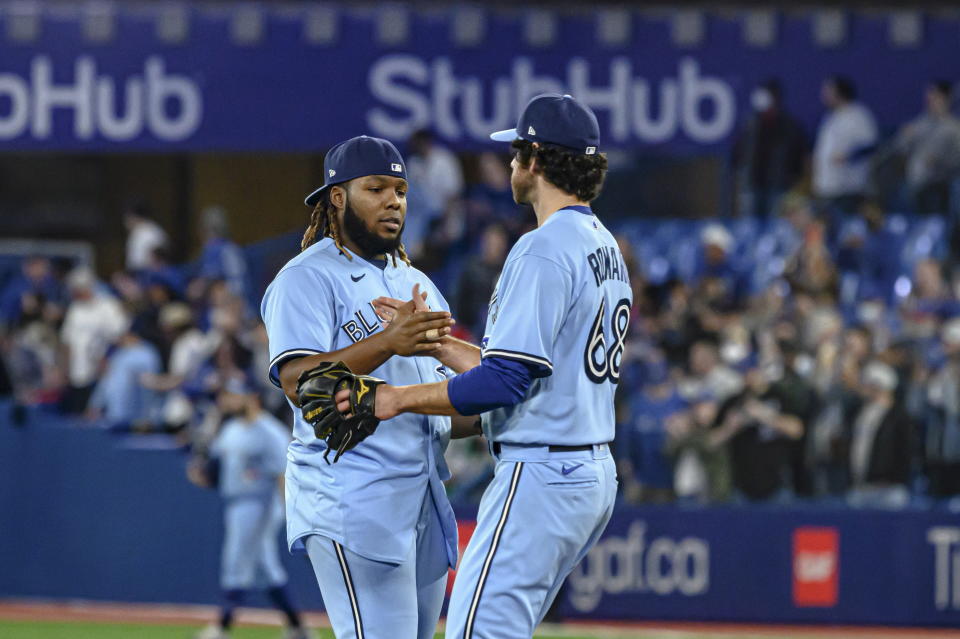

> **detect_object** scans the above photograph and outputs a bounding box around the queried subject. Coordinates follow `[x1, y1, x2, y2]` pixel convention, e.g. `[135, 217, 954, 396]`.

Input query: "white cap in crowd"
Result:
[65, 266, 96, 293]
[862, 360, 898, 392]
[701, 224, 733, 252]
[942, 317, 960, 346]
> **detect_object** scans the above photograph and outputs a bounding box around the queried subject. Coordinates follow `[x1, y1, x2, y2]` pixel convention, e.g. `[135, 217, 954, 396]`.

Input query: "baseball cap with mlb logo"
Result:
[490, 93, 600, 155]
[305, 135, 407, 206]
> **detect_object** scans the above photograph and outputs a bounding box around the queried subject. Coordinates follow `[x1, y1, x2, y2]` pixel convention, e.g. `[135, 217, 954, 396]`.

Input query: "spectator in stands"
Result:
[713, 358, 805, 502]
[123, 201, 168, 272]
[694, 224, 747, 307]
[85, 319, 162, 430]
[405, 129, 467, 269]
[809, 323, 873, 494]
[407, 128, 464, 216]
[924, 318, 960, 498]
[732, 78, 809, 218]
[142, 246, 185, 299]
[619, 359, 685, 503]
[195, 206, 249, 306]
[890, 81, 960, 213]
[679, 339, 743, 403]
[0, 256, 66, 329]
[783, 218, 837, 299]
[141, 303, 219, 432]
[901, 258, 959, 340]
[464, 152, 523, 240]
[813, 76, 878, 215]
[455, 224, 508, 338]
[5, 311, 63, 408]
[665, 394, 731, 503]
[835, 201, 901, 305]
[777, 193, 816, 258]
[60, 267, 128, 414]
[109, 270, 168, 361]
[847, 361, 912, 508]
[774, 340, 820, 496]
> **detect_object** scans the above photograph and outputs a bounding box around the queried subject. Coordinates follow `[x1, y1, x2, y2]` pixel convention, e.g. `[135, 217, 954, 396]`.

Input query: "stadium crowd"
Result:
[3, 76, 960, 509]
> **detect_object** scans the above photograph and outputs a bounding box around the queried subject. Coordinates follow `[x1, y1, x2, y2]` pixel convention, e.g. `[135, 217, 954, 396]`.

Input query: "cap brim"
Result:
[304, 185, 328, 207]
[490, 128, 518, 142]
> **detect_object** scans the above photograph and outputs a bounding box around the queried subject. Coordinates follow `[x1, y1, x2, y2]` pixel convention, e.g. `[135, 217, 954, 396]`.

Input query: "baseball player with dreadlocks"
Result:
[313, 95, 629, 638]
[261, 136, 475, 639]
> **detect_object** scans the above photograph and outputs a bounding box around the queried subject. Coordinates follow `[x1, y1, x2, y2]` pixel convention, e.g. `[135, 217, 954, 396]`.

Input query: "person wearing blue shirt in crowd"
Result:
[85, 319, 161, 429]
[190, 377, 311, 639]
[694, 224, 749, 306]
[198, 206, 250, 307]
[618, 359, 687, 502]
[0, 256, 66, 327]
[140, 246, 186, 299]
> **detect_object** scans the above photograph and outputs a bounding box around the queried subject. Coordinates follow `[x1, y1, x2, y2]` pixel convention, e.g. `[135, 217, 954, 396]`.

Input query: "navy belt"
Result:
[491, 442, 598, 455]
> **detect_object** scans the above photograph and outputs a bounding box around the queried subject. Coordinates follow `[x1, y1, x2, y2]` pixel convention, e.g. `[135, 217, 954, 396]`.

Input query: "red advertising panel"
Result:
[793, 527, 839, 607]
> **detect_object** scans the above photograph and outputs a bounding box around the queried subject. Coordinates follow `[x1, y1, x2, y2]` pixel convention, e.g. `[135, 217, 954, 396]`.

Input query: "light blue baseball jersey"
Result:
[480, 206, 632, 445]
[210, 411, 290, 499]
[260, 237, 458, 567]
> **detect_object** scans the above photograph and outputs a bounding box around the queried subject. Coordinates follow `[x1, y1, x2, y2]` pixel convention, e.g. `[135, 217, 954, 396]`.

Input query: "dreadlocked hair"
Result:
[511, 139, 608, 202]
[300, 188, 412, 266]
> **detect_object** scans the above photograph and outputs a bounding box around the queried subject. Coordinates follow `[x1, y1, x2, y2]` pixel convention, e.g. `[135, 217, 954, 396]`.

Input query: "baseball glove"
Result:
[296, 361, 385, 464]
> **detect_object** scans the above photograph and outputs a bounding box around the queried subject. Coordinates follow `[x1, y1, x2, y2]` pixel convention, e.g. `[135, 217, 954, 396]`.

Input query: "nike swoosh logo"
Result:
[351, 274, 365, 282]
[561, 463, 584, 476]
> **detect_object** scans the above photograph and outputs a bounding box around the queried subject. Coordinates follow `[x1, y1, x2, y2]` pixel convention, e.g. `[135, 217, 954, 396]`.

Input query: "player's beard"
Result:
[342, 199, 403, 258]
[511, 169, 535, 205]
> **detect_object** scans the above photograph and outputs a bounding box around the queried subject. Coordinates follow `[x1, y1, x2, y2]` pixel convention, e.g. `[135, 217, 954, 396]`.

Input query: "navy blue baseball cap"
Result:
[305, 135, 407, 206]
[490, 93, 600, 155]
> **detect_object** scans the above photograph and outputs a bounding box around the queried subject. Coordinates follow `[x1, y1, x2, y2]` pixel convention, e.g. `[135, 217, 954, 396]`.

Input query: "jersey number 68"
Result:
[584, 298, 631, 384]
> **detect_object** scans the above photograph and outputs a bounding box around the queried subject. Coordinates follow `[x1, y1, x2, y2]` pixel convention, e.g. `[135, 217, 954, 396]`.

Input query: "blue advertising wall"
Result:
[0, 4, 957, 152]
[3, 415, 960, 627]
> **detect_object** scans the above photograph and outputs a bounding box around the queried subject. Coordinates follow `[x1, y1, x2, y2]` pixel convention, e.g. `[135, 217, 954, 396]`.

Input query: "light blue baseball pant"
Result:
[221, 492, 288, 589]
[446, 443, 617, 639]
[304, 488, 449, 639]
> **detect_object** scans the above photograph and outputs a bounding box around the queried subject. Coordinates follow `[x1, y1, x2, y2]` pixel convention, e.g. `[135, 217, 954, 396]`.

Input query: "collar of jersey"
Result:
[543, 204, 593, 228]
[334, 244, 408, 282]
[338, 244, 399, 269]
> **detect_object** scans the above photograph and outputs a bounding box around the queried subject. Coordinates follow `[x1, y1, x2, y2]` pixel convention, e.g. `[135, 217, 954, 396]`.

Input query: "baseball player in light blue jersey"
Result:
[260, 136, 475, 639]
[189, 378, 310, 639]
[351, 94, 630, 638]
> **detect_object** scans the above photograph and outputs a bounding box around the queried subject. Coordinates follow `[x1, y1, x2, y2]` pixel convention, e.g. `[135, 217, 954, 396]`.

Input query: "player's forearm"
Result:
[279, 334, 394, 404]
[436, 337, 482, 374]
[380, 380, 462, 418]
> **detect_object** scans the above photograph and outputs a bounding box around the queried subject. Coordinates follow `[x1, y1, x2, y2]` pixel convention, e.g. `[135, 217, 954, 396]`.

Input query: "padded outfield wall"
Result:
[2, 416, 960, 627]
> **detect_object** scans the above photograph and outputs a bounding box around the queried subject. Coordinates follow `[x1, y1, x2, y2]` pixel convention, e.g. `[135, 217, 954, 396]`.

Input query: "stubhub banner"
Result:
[555, 505, 960, 627]
[1, 5, 959, 151]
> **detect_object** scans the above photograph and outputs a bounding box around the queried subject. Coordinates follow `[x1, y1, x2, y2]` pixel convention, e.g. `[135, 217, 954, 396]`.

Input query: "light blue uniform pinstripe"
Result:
[260, 238, 458, 639]
[446, 207, 631, 639]
[210, 412, 291, 590]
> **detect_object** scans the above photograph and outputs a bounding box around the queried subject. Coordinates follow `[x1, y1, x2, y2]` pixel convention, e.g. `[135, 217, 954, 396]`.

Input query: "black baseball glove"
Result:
[296, 361, 385, 464]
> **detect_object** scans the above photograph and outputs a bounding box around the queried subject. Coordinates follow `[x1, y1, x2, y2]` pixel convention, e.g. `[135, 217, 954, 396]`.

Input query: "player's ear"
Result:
[329, 184, 347, 211]
[528, 143, 540, 174]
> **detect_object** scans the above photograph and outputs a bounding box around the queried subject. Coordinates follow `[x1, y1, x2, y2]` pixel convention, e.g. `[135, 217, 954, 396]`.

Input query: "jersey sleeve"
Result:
[482, 253, 573, 377]
[260, 265, 337, 388]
